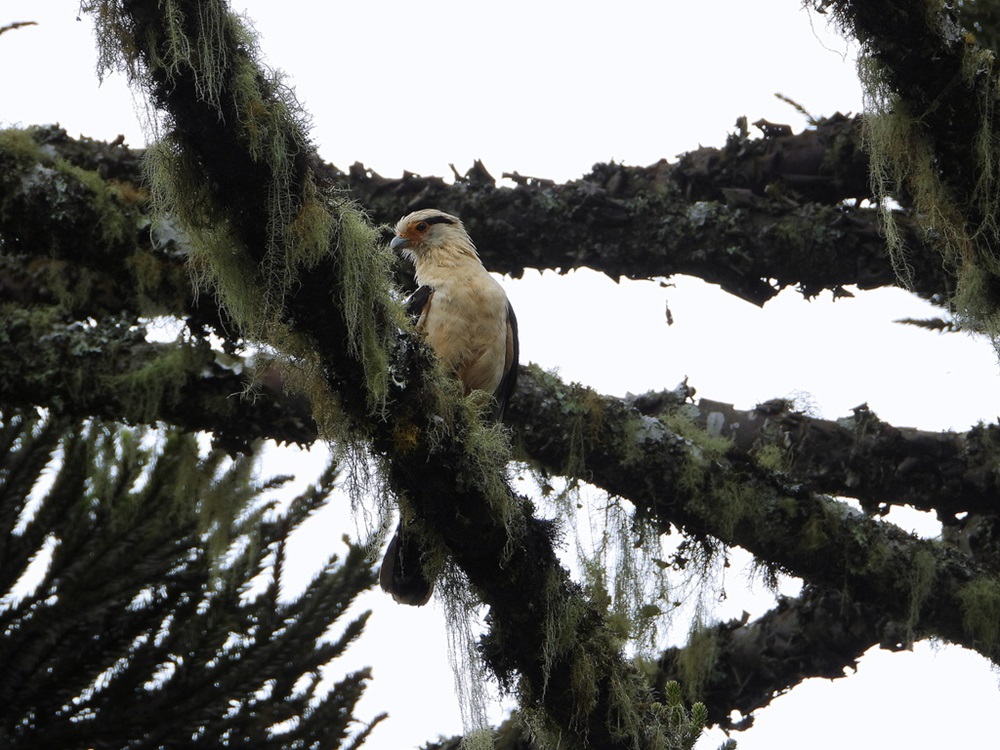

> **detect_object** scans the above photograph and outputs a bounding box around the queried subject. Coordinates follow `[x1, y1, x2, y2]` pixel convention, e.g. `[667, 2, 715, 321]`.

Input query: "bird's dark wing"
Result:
[406, 285, 434, 319]
[379, 521, 433, 606]
[493, 300, 519, 421]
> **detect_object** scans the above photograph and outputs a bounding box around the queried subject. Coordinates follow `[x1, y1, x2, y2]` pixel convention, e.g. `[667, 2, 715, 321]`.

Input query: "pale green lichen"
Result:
[675, 622, 719, 703]
[958, 575, 1000, 652]
[664, 411, 768, 543]
[0, 128, 144, 317]
[438, 567, 493, 743]
[859, 36, 1000, 351]
[107, 338, 214, 423]
[904, 546, 938, 646]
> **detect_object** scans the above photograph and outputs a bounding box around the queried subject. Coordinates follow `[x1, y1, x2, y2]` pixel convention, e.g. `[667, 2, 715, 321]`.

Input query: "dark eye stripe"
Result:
[423, 214, 455, 226]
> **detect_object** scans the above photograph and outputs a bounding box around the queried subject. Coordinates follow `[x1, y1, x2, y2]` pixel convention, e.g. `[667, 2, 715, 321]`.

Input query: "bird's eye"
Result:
[415, 221, 428, 232]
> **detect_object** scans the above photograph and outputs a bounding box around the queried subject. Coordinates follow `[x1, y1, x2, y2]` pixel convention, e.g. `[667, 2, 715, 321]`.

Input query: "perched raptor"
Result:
[379, 208, 519, 605]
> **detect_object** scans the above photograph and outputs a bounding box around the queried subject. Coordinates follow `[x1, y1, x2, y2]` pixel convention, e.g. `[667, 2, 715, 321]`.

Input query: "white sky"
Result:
[3, 2, 1000, 749]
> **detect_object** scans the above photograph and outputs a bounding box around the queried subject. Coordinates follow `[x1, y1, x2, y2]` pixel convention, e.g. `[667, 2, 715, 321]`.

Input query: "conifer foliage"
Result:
[0, 408, 381, 749]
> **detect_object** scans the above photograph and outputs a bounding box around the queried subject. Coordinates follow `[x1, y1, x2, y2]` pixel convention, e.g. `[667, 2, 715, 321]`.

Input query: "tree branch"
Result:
[653, 584, 897, 730]
[9, 301, 1000, 723]
[0, 309, 316, 452]
[509, 366, 1000, 665]
[2, 117, 953, 311]
[668, 395, 1000, 518]
[85, 3, 672, 747]
[0, 125, 230, 340]
[336, 116, 950, 305]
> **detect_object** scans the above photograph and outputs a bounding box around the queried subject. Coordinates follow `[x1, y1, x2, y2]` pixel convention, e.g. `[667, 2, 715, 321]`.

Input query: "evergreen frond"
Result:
[0, 408, 376, 750]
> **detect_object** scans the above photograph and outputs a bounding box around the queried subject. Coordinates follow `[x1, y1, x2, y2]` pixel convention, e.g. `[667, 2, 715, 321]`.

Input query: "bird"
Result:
[379, 208, 519, 605]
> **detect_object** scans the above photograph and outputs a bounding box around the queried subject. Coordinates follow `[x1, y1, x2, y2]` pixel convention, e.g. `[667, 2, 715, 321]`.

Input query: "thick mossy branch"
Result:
[87, 0, 400, 416]
[1, 123, 953, 310]
[671, 396, 1000, 520]
[509, 365, 1000, 665]
[83, 2, 681, 747]
[0, 125, 231, 339]
[0, 307, 316, 451]
[654, 585, 898, 730]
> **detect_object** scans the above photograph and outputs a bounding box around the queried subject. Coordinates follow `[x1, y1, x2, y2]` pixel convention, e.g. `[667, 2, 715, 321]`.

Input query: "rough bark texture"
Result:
[653, 585, 895, 730]
[4, 120, 950, 310]
[334, 115, 952, 306]
[508, 367, 997, 660]
[683, 396, 1000, 519]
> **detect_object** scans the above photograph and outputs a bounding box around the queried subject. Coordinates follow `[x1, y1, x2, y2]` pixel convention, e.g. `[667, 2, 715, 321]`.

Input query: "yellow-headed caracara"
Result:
[379, 209, 519, 605]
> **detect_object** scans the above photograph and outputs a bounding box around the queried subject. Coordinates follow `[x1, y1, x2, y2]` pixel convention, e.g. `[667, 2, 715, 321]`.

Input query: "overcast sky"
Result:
[3, 2, 1000, 749]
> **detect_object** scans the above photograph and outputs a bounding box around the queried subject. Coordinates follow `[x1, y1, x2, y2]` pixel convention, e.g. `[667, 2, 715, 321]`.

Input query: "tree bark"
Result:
[3, 120, 953, 311]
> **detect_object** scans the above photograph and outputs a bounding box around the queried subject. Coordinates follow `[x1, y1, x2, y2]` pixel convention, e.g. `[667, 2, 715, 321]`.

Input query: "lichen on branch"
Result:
[80, 2, 699, 747]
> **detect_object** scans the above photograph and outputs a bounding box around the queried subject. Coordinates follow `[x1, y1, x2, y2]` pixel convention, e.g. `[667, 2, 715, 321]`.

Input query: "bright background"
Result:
[3, 2, 1000, 748]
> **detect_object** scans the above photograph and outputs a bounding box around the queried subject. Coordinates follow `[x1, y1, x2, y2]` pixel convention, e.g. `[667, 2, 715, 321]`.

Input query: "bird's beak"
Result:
[390, 234, 410, 251]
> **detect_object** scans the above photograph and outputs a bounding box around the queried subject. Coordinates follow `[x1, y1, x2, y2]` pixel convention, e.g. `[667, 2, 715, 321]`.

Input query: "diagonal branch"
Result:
[0, 310, 316, 452]
[653, 584, 897, 730]
[85, 2, 672, 747]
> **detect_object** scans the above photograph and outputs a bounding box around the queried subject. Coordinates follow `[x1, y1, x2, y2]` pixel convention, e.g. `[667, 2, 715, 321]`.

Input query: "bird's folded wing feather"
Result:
[407, 285, 434, 318]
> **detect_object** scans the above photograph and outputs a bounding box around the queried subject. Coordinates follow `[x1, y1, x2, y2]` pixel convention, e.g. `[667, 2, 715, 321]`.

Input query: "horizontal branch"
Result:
[11, 309, 995, 521]
[3, 116, 953, 311]
[0, 310, 315, 452]
[671, 396, 1000, 519]
[336, 116, 949, 305]
[508, 366, 1000, 665]
[0, 125, 231, 340]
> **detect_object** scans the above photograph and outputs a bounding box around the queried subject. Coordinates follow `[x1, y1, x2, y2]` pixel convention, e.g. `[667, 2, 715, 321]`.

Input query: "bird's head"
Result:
[390, 209, 478, 263]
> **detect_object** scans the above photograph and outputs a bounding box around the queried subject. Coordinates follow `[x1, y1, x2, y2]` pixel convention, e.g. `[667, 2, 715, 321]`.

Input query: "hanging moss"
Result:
[958, 575, 1000, 650]
[675, 623, 719, 704]
[88, 1, 401, 419]
[904, 547, 938, 645]
[855, 14, 1000, 350]
[106, 337, 215, 423]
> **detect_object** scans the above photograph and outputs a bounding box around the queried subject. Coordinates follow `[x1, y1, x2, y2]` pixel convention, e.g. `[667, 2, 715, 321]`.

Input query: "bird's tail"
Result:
[379, 520, 433, 606]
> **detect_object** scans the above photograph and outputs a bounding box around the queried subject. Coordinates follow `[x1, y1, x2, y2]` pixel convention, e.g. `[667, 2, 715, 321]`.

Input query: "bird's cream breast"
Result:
[416, 263, 510, 395]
